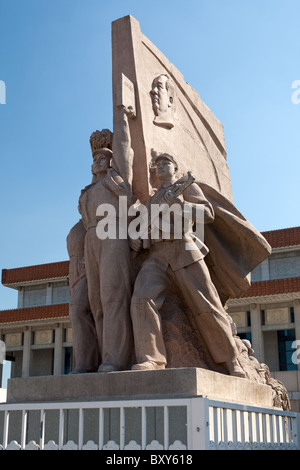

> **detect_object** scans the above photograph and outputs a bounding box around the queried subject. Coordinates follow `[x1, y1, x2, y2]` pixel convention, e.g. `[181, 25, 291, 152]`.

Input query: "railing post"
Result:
[21, 410, 28, 449]
[163, 406, 169, 450]
[40, 409, 45, 450]
[58, 409, 64, 449]
[99, 408, 104, 450]
[120, 407, 125, 450]
[3, 410, 9, 450]
[187, 397, 210, 450]
[141, 407, 147, 450]
[78, 408, 84, 450]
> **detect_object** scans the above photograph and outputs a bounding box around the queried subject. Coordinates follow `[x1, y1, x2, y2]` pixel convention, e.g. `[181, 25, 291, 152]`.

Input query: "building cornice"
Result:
[0, 303, 69, 325]
[262, 226, 300, 249]
[228, 277, 300, 307]
[240, 276, 300, 298]
[228, 291, 300, 307]
[1, 261, 69, 288]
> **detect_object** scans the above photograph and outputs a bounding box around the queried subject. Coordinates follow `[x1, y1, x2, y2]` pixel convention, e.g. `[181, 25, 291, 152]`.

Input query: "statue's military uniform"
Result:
[79, 172, 133, 371]
[131, 181, 239, 368]
[67, 219, 99, 373]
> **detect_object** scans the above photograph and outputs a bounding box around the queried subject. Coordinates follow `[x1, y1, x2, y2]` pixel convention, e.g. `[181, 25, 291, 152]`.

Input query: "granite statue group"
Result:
[66, 19, 290, 409]
[68, 104, 248, 378]
[67, 101, 277, 382]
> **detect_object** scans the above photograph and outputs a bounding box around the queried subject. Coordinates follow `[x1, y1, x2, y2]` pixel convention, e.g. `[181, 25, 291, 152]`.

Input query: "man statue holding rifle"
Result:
[130, 153, 246, 378]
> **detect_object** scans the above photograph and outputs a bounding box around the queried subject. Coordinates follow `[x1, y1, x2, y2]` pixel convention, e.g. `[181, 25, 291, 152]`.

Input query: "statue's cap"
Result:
[155, 153, 178, 167]
[92, 147, 113, 159]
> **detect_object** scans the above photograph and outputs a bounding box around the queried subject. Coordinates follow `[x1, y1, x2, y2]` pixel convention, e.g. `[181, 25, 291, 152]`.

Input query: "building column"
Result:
[260, 258, 270, 281]
[250, 303, 264, 363]
[22, 326, 31, 377]
[293, 299, 300, 371]
[46, 283, 52, 305]
[17, 287, 24, 308]
[53, 323, 63, 376]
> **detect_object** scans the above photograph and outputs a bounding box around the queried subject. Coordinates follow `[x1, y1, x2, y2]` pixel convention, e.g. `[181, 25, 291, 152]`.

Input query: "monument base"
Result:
[2, 368, 299, 450]
[7, 367, 273, 408]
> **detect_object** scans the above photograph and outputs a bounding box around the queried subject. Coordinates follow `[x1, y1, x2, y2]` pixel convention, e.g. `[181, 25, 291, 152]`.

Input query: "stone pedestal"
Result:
[3, 368, 297, 450]
[7, 367, 273, 407]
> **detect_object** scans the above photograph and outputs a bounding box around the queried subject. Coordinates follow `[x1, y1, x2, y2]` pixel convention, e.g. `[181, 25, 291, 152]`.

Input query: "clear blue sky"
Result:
[0, 0, 299, 309]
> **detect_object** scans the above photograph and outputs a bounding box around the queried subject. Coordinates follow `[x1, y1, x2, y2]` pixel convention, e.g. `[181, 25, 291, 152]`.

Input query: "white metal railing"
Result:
[205, 400, 300, 450]
[0, 397, 299, 450]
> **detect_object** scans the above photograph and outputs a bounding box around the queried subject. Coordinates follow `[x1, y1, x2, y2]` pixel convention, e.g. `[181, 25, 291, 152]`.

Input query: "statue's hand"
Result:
[125, 105, 135, 118]
[118, 104, 135, 119]
[161, 190, 183, 207]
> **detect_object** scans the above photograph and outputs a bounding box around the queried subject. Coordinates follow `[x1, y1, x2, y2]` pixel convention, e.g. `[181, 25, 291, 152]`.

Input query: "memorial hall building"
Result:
[0, 226, 300, 410]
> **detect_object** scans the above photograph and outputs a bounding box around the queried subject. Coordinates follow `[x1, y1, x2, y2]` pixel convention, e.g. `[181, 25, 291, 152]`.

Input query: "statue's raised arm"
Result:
[111, 74, 136, 189]
[110, 106, 135, 190]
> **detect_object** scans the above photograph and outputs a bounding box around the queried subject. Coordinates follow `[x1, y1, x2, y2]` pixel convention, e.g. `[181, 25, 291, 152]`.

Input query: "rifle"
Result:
[171, 171, 196, 197]
[137, 171, 196, 245]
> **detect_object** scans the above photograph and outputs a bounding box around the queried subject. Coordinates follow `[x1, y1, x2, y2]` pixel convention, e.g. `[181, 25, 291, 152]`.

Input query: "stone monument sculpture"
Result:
[75, 108, 136, 373]
[130, 152, 245, 378]
[67, 219, 99, 373]
[151, 74, 175, 129]
[66, 15, 290, 410]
